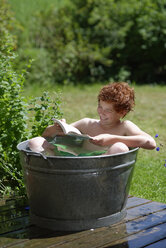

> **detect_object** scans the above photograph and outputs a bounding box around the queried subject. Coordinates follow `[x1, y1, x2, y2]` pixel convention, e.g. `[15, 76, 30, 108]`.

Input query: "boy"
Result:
[29, 82, 156, 155]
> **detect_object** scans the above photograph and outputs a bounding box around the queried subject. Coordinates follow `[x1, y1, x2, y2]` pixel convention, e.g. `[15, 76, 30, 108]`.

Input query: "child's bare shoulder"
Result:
[123, 120, 140, 128]
[123, 120, 134, 127]
[72, 118, 98, 132]
[123, 120, 142, 135]
[82, 118, 98, 124]
[74, 118, 98, 127]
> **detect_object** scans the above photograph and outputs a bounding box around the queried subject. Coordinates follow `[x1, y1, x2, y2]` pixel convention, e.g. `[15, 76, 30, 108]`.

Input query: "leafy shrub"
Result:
[30, 0, 166, 84]
[32, 3, 112, 84]
[28, 91, 63, 138]
[0, 0, 63, 196]
[15, 48, 54, 86]
[0, 39, 62, 195]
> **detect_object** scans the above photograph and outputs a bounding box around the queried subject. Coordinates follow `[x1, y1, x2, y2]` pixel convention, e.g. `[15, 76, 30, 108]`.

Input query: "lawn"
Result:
[24, 83, 166, 203]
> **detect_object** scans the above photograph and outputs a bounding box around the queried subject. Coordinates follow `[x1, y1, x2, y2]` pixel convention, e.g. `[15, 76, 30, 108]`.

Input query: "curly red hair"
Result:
[98, 82, 135, 114]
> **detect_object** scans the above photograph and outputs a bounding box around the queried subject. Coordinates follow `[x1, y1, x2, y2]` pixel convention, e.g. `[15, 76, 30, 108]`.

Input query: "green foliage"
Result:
[114, 0, 166, 84]
[0, 0, 27, 195]
[32, 2, 112, 84]
[29, 92, 63, 137]
[8, 0, 67, 86]
[15, 48, 54, 86]
[0, 0, 63, 196]
[14, 0, 166, 85]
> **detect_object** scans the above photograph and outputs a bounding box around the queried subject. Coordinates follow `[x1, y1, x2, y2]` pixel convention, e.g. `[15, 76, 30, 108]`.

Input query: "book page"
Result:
[53, 119, 82, 135]
[53, 119, 91, 140]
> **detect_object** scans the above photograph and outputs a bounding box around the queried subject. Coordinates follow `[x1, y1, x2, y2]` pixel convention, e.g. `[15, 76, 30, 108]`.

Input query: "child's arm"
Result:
[91, 133, 156, 149]
[91, 121, 156, 150]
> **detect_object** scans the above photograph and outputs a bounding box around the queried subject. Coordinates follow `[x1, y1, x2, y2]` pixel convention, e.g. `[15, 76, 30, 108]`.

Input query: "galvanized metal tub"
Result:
[17, 140, 138, 231]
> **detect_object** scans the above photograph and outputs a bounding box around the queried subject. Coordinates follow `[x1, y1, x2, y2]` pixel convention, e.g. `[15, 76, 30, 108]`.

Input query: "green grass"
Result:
[24, 83, 166, 203]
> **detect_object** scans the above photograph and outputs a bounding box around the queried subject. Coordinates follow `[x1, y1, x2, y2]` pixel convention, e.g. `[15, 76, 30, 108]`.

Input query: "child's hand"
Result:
[53, 118, 66, 135]
[90, 134, 115, 146]
[42, 119, 66, 137]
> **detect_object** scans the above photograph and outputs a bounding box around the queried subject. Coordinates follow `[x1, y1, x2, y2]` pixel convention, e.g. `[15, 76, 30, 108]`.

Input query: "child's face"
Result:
[97, 100, 122, 125]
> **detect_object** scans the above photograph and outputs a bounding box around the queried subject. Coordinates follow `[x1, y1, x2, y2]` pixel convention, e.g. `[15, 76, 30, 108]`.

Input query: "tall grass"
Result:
[24, 83, 166, 203]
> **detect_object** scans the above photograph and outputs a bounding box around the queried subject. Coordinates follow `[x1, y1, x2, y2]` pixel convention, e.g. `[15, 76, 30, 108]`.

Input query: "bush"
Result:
[15, 48, 54, 86]
[28, 91, 63, 138]
[32, 3, 112, 84]
[0, 0, 63, 196]
[30, 0, 166, 84]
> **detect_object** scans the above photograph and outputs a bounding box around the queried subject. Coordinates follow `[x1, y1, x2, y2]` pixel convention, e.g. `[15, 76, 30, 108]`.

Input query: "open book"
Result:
[52, 118, 91, 140]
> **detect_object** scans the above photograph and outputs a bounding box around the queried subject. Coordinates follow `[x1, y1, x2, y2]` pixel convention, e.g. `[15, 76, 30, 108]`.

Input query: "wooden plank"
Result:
[126, 201, 166, 221]
[0, 226, 64, 247]
[104, 222, 166, 248]
[126, 196, 151, 209]
[5, 208, 166, 248]
[1, 228, 105, 248]
[145, 238, 166, 248]
[0, 197, 27, 211]
[48, 212, 166, 248]
[126, 209, 166, 233]
[0, 197, 29, 235]
[0, 207, 29, 224]
[0, 197, 166, 248]
[0, 216, 29, 235]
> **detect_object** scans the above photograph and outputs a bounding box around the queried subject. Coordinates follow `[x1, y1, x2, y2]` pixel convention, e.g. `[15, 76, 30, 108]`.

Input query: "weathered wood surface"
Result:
[0, 196, 166, 248]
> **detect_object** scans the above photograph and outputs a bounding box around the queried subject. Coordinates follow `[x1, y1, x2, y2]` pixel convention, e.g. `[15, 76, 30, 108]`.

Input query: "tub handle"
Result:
[21, 149, 47, 160]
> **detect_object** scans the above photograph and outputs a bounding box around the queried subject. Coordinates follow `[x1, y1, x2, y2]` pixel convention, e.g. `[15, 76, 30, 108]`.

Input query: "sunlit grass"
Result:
[24, 83, 166, 203]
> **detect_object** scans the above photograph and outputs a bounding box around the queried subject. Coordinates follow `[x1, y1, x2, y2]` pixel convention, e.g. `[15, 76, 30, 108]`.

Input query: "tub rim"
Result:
[17, 140, 139, 160]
